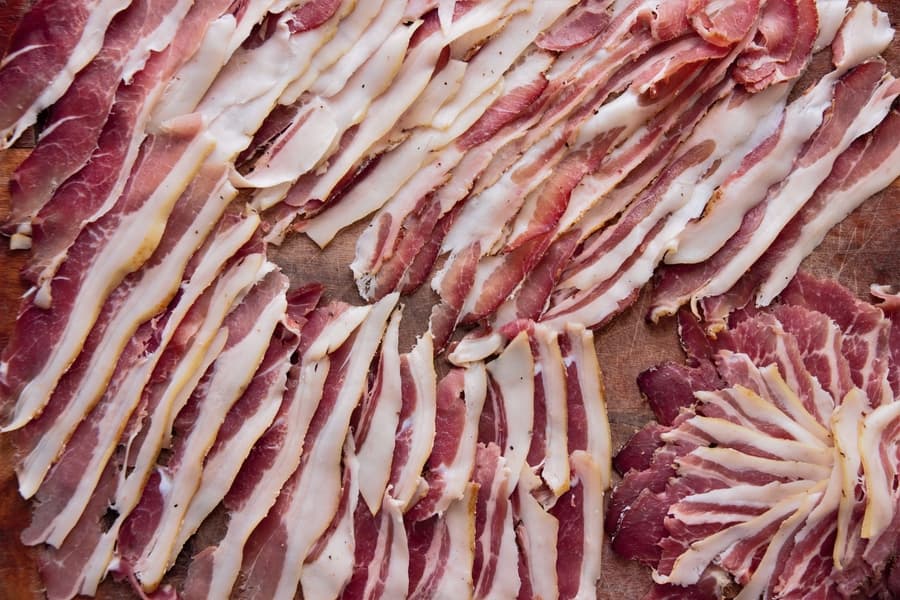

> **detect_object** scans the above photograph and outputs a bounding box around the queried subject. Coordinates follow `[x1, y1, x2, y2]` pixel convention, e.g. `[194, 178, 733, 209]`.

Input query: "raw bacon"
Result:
[609, 274, 900, 598]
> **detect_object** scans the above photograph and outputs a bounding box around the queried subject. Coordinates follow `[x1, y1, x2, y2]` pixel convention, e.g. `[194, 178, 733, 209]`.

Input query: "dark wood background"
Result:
[0, 2, 898, 598]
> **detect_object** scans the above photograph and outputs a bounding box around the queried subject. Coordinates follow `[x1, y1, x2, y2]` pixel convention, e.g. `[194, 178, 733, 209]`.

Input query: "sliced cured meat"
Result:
[471, 443, 520, 599]
[354, 308, 403, 514]
[4, 0, 194, 235]
[407, 484, 477, 599]
[239, 294, 396, 600]
[610, 274, 900, 598]
[117, 268, 289, 591]
[408, 363, 486, 521]
[339, 491, 409, 600]
[0, 119, 213, 431]
[17, 165, 239, 528]
[182, 300, 367, 600]
[388, 333, 437, 511]
[0, 0, 130, 148]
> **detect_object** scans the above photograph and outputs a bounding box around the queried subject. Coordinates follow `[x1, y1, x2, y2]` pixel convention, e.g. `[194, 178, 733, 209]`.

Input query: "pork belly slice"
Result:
[339, 489, 409, 600]
[16, 164, 238, 509]
[669, 1, 894, 268]
[701, 109, 900, 330]
[242, 8, 415, 194]
[651, 68, 900, 328]
[780, 272, 893, 408]
[407, 483, 477, 599]
[543, 77, 790, 330]
[16, 0, 236, 266]
[197, 0, 351, 166]
[36, 249, 270, 599]
[355, 308, 403, 514]
[316, 44, 556, 255]
[536, 0, 612, 52]
[302, 443, 360, 600]
[472, 443, 520, 599]
[0, 0, 129, 148]
[514, 464, 559, 600]
[239, 294, 396, 600]
[269, 0, 539, 240]
[389, 333, 437, 511]
[4, 0, 194, 234]
[116, 267, 290, 591]
[408, 362, 486, 522]
[610, 279, 900, 597]
[182, 300, 368, 600]
[0, 118, 213, 432]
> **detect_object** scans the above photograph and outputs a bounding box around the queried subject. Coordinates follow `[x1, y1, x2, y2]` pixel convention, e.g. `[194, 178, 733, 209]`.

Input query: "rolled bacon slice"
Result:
[0, 0, 129, 148]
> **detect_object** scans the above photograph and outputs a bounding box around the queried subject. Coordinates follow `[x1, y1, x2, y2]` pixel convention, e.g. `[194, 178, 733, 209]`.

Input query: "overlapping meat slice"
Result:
[609, 273, 900, 598]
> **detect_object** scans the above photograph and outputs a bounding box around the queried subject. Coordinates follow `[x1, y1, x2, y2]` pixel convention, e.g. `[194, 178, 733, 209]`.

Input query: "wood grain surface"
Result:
[0, 3, 898, 599]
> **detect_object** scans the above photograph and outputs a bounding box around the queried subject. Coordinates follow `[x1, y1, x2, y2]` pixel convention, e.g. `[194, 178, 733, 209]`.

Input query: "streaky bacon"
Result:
[0, 0, 129, 148]
[182, 299, 366, 600]
[536, 0, 612, 51]
[388, 333, 437, 511]
[472, 443, 520, 598]
[0, 117, 212, 432]
[407, 484, 477, 599]
[4, 0, 193, 235]
[239, 294, 396, 600]
[407, 363, 486, 521]
[36, 248, 270, 599]
[354, 308, 403, 514]
[339, 493, 409, 600]
[18, 166, 239, 540]
[7, 0, 235, 252]
[116, 269, 289, 591]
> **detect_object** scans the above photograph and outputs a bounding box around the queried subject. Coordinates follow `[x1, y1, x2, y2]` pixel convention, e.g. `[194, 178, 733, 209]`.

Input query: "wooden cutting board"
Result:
[0, 3, 898, 598]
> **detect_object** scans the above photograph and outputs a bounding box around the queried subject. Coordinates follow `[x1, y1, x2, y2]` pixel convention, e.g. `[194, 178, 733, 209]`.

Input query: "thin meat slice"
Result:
[388, 333, 437, 511]
[0, 118, 213, 432]
[485, 332, 535, 492]
[339, 493, 409, 600]
[4, 0, 194, 234]
[514, 465, 559, 600]
[701, 109, 900, 327]
[354, 308, 403, 514]
[302, 446, 360, 600]
[0, 0, 130, 148]
[117, 268, 289, 592]
[408, 363, 486, 522]
[239, 294, 397, 600]
[552, 451, 605, 600]
[17, 165, 238, 522]
[37, 249, 270, 599]
[182, 300, 368, 600]
[536, 0, 612, 51]
[472, 443, 520, 599]
[407, 484, 477, 599]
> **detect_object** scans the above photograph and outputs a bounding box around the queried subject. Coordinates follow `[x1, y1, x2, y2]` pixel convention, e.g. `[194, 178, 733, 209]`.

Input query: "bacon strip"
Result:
[117, 268, 289, 591]
[408, 362, 486, 521]
[182, 300, 368, 600]
[354, 308, 403, 513]
[0, 0, 129, 148]
[239, 293, 396, 600]
[17, 165, 238, 512]
[4, 0, 194, 234]
[388, 333, 437, 511]
[340, 492, 409, 600]
[472, 443, 520, 598]
[0, 119, 213, 431]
